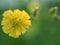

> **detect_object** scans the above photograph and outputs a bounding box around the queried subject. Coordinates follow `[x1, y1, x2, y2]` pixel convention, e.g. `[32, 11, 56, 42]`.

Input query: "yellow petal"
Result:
[3, 10, 14, 19]
[2, 26, 11, 34]
[22, 10, 30, 19]
[14, 9, 21, 16]
[14, 9, 23, 19]
[9, 28, 21, 38]
[23, 20, 31, 28]
[21, 28, 26, 34]
[1, 18, 10, 25]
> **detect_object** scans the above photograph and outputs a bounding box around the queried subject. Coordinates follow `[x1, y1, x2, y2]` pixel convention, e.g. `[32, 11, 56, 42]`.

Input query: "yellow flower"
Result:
[27, 1, 40, 12]
[1, 9, 31, 38]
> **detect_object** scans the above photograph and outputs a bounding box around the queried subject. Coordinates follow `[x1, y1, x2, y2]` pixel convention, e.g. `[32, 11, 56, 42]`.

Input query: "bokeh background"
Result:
[0, 0, 60, 45]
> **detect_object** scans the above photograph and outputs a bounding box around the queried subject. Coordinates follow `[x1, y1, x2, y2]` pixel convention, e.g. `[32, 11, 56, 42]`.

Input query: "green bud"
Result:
[49, 6, 60, 20]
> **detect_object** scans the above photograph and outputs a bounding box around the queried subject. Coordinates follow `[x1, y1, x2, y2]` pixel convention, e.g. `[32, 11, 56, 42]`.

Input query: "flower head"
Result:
[1, 9, 31, 38]
[27, 1, 39, 12]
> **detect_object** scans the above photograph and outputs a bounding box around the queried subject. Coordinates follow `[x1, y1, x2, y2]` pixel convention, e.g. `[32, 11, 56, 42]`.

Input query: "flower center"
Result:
[12, 18, 21, 28]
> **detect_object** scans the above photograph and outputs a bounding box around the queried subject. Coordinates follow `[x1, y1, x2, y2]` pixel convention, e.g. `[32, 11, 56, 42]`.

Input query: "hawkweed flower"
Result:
[27, 1, 40, 16]
[1, 9, 31, 38]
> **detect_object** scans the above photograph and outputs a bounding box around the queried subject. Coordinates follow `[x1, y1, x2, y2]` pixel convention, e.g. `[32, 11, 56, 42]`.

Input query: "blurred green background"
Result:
[0, 0, 60, 45]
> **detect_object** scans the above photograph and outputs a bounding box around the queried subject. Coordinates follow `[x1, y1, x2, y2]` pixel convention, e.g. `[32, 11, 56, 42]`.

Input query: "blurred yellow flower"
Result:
[27, 1, 39, 12]
[1, 9, 31, 38]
